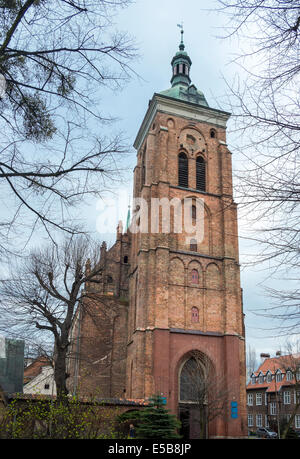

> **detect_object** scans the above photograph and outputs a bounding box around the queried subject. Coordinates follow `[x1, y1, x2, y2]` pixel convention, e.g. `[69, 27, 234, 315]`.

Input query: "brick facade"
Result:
[68, 38, 247, 438]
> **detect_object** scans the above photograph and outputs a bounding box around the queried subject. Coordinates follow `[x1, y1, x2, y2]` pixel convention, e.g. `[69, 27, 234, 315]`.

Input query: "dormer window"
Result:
[266, 372, 272, 383]
[258, 374, 264, 384]
[286, 370, 293, 381]
[251, 376, 256, 385]
[276, 370, 282, 382]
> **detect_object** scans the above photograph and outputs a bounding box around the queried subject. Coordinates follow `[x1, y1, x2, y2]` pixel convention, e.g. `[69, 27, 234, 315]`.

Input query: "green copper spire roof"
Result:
[160, 27, 209, 107]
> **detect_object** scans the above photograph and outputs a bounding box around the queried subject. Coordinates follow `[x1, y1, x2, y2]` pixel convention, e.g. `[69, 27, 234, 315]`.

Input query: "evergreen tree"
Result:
[119, 395, 181, 439]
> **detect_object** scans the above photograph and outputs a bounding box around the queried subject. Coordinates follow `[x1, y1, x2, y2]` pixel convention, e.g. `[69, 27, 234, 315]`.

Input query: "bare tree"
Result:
[246, 344, 257, 381]
[0, 235, 115, 402]
[180, 351, 231, 439]
[214, 0, 300, 333]
[0, 0, 136, 256]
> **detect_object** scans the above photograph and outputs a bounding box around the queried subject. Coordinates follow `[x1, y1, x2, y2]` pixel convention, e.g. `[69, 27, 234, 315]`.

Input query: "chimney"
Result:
[276, 351, 281, 357]
[260, 353, 270, 362]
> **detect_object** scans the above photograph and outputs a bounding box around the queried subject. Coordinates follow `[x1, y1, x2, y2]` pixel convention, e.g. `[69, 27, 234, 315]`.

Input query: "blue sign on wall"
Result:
[230, 401, 238, 419]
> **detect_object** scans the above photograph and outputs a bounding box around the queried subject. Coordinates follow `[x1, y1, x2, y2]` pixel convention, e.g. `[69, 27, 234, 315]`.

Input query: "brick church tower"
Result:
[126, 30, 247, 438]
[69, 30, 247, 439]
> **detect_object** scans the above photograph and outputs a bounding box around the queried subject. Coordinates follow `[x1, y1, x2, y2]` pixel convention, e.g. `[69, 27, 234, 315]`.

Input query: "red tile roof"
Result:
[247, 353, 300, 393]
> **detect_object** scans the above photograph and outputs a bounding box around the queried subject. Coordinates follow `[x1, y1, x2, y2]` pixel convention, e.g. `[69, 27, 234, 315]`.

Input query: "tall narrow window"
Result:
[178, 152, 188, 188]
[196, 156, 206, 192]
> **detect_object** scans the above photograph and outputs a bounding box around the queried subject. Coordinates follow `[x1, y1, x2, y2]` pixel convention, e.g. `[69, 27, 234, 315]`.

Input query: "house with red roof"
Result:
[246, 352, 300, 433]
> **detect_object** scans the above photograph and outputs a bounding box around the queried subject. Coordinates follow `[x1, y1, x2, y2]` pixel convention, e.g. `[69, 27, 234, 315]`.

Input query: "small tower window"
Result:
[191, 269, 199, 284]
[196, 156, 206, 192]
[210, 129, 216, 139]
[191, 204, 196, 220]
[191, 307, 199, 323]
[107, 275, 113, 284]
[178, 152, 188, 188]
[124, 255, 128, 264]
[190, 239, 197, 252]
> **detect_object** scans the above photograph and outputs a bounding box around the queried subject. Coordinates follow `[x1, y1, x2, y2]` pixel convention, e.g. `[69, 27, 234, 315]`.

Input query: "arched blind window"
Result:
[196, 156, 206, 192]
[191, 269, 199, 284]
[178, 152, 188, 188]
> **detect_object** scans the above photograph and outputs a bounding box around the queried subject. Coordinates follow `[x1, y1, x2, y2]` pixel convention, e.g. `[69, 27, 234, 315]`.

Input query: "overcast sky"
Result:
[79, 0, 295, 360]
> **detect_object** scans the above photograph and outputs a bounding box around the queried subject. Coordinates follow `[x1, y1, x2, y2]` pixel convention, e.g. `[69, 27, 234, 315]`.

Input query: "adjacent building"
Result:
[247, 353, 300, 433]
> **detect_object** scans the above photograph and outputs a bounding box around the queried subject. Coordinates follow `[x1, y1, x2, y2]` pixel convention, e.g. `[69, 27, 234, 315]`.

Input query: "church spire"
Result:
[170, 25, 192, 87]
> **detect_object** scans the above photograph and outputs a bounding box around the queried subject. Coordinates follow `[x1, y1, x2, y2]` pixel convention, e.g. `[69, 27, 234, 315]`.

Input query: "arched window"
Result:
[191, 269, 199, 284]
[210, 129, 216, 139]
[180, 358, 203, 402]
[196, 156, 206, 192]
[190, 239, 197, 252]
[191, 307, 199, 323]
[178, 152, 188, 188]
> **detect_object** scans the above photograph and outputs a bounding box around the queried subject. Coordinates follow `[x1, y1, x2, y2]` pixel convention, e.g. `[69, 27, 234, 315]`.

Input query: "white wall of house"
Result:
[23, 366, 56, 396]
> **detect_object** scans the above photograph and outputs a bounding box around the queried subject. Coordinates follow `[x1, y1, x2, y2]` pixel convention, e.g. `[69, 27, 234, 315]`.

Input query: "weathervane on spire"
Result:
[177, 22, 185, 50]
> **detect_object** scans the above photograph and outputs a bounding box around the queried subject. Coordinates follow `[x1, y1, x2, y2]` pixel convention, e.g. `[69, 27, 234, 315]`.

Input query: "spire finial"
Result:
[177, 22, 184, 50]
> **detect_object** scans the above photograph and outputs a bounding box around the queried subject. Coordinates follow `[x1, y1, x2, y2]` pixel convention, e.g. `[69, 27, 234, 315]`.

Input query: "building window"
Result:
[248, 414, 253, 427]
[256, 393, 262, 405]
[191, 204, 196, 220]
[276, 371, 282, 382]
[191, 307, 199, 323]
[210, 129, 216, 139]
[124, 255, 128, 264]
[270, 402, 276, 415]
[251, 376, 256, 385]
[256, 414, 262, 427]
[247, 393, 253, 406]
[286, 370, 293, 381]
[258, 374, 264, 384]
[191, 269, 199, 284]
[196, 156, 206, 192]
[265, 393, 268, 406]
[178, 152, 188, 188]
[266, 372, 272, 383]
[284, 391, 291, 405]
[180, 358, 202, 402]
[44, 384, 50, 390]
[107, 275, 113, 284]
[295, 415, 300, 429]
[190, 239, 197, 252]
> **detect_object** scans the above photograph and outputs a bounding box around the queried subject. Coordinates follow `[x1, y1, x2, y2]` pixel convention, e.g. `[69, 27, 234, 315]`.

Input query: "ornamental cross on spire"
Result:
[177, 22, 184, 50]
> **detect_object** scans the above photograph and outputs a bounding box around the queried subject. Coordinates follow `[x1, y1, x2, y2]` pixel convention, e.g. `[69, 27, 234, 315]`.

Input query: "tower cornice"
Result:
[133, 93, 231, 152]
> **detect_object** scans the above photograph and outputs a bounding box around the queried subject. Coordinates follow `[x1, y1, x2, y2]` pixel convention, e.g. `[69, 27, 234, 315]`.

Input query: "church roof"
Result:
[159, 84, 209, 107]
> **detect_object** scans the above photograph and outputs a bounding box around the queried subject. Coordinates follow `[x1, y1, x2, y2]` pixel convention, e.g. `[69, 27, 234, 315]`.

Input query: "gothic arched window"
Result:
[178, 152, 188, 188]
[191, 307, 199, 323]
[196, 156, 206, 192]
[180, 358, 203, 402]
